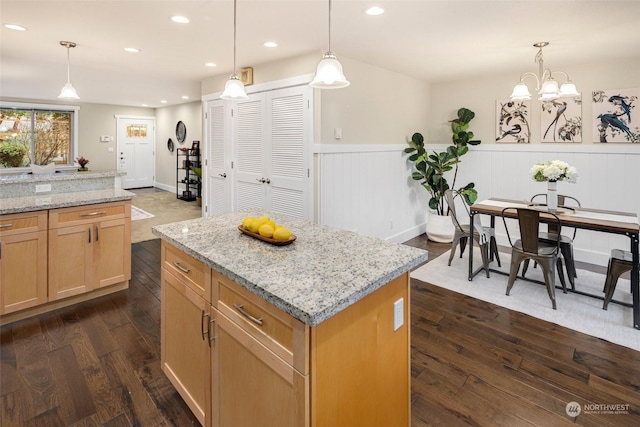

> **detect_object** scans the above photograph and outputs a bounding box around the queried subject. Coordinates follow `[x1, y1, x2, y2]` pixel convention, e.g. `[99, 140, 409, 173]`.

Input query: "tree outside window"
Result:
[0, 108, 74, 168]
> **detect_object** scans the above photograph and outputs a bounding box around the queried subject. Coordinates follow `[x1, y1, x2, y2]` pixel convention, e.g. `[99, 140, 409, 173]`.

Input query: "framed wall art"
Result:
[496, 99, 531, 143]
[592, 88, 639, 143]
[540, 97, 582, 143]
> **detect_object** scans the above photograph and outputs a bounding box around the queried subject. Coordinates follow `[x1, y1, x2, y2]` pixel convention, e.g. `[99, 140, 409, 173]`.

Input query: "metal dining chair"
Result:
[502, 207, 567, 309]
[523, 193, 580, 290]
[445, 189, 501, 278]
[602, 249, 633, 310]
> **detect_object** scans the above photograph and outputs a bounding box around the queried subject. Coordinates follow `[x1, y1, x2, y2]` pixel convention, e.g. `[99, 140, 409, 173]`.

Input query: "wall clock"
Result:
[176, 121, 187, 144]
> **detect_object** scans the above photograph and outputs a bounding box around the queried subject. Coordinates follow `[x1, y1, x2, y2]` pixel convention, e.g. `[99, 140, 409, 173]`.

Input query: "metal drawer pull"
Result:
[173, 262, 190, 273]
[208, 318, 216, 346]
[201, 310, 210, 340]
[88, 227, 92, 243]
[0, 223, 13, 229]
[95, 225, 100, 241]
[233, 304, 263, 326]
[80, 211, 107, 217]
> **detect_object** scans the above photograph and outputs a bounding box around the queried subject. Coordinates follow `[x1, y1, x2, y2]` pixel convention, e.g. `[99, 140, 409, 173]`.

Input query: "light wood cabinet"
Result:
[162, 241, 410, 427]
[0, 211, 48, 315]
[161, 243, 212, 426]
[48, 201, 131, 301]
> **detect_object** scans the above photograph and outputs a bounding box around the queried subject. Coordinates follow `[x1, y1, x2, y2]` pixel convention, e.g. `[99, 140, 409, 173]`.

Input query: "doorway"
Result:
[116, 116, 155, 189]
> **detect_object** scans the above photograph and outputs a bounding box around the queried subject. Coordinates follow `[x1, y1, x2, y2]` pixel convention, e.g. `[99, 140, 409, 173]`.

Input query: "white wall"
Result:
[154, 101, 202, 191]
[428, 58, 640, 144]
[0, 97, 155, 171]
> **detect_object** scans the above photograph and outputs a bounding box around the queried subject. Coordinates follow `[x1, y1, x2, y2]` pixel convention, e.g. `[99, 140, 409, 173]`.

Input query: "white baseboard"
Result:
[387, 223, 426, 244]
[155, 182, 175, 193]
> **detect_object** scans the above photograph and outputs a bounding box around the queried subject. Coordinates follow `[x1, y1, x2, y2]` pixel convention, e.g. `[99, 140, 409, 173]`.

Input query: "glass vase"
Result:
[547, 181, 558, 211]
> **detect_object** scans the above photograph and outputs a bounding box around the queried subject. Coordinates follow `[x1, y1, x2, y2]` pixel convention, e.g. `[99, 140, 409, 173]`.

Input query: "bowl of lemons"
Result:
[238, 215, 296, 246]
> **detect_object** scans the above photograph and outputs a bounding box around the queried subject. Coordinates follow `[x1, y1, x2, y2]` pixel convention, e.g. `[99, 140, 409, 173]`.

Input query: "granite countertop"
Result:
[0, 189, 135, 215]
[0, 169, 125, 184]
[152, 211, 428, 326]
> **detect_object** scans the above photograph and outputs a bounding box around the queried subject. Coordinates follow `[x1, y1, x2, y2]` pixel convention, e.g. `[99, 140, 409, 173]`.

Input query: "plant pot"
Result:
[77, 167, 88, 172]
[425, 212, 454, 243]
[197, 196, 202, 207]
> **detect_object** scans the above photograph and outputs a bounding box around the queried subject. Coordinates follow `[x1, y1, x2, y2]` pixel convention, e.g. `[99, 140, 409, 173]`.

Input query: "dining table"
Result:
[468, 198, 640, 330]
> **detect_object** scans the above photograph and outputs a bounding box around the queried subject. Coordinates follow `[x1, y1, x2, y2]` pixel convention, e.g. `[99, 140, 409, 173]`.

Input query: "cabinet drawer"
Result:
[49, 201, 130, 228]
[0, 211, 47, 236]
[214, 271, 308, 374]
[162, 242, 210, 302]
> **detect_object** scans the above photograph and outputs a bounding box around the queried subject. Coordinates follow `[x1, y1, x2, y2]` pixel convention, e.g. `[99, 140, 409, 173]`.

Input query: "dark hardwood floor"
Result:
[1, 236, 639, 426]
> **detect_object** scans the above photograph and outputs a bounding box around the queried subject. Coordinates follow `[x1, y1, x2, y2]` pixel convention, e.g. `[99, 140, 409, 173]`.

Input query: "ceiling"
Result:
[2, 0, 640, 108]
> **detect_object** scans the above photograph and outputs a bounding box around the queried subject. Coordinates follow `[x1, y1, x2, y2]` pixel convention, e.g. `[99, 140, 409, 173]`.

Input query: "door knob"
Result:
[265, 178, 271, 184]
[219, 173, 227, 178]
[256, 178, 265, 183]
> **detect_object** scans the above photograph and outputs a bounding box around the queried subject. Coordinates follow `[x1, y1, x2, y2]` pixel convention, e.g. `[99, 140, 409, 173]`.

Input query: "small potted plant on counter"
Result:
[76, 156, 90, 171]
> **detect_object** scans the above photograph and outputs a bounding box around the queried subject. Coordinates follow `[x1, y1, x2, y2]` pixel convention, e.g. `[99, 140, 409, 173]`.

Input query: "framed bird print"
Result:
[496, 99, 531, 143]
[592, 88, 639, 143]
[541, 97, 582, 143]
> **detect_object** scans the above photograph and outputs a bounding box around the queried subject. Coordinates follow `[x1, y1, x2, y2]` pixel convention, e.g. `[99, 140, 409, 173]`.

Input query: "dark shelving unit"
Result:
[176, 148, 201, 202]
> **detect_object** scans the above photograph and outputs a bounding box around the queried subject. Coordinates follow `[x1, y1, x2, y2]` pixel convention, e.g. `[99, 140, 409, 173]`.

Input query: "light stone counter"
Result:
[0, 170, 125, 199]
[152, 211, 428, 326]
[0, 189, 135, 215]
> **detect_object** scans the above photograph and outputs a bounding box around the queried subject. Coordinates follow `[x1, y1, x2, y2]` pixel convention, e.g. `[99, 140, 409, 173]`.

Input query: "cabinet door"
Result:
[48, 224, 93, 300]
[161, 268, 210, 426]
[0, 231, 47, 314]
[213, 312, 307, 427]
[94, 218, 131, 289]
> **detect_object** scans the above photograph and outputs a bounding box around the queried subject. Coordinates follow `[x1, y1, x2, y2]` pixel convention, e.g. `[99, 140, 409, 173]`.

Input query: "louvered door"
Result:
[234, 95, 267, 211]
[204, 82, 313, 220]
[267, 86, 312, 219]
[205, 100, 232, 215]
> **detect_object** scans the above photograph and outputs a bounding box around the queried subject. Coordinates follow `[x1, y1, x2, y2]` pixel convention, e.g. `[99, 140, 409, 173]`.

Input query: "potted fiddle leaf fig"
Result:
[404, 107, 481, 241]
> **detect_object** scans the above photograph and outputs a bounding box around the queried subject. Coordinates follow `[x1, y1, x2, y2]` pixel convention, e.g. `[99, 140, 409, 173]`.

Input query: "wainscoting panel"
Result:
[316, 143, 639, 266]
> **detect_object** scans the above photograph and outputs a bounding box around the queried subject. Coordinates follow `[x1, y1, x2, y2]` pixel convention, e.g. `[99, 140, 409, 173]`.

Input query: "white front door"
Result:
[116, 116, 155, 189]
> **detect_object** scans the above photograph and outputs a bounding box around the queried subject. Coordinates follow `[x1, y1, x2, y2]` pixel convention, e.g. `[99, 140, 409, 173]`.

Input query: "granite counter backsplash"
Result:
[0, 170, 125, 199]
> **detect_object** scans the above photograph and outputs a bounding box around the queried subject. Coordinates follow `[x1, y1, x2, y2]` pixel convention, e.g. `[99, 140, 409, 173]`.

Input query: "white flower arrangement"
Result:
[529, 160, 578, 183]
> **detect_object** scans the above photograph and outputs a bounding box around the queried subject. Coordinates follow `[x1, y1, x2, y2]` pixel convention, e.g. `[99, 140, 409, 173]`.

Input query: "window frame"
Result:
[0, 101, 79, 174]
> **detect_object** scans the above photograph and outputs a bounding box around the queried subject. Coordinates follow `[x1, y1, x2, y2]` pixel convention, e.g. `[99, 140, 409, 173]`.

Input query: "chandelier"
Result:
[510, 42, 579, 101]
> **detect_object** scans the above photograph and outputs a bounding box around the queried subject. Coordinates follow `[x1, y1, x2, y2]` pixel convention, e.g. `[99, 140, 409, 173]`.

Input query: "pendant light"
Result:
[220, 0, 248, 100]
[310, 0, 350, 89]
[58, 41, 80, 99]
[510, 42, 579, 101]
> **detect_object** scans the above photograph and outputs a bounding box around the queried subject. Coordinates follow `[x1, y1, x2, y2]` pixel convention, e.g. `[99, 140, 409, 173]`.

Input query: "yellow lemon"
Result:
[248, 220, 261, 233]
[273, 227, 291, 241]
[274, 224, 284, 231]
[242, 216, 254, 229]
[265, 219, 276, 229]
[258, 223, 274, 238]
[256, 215, 270, 223]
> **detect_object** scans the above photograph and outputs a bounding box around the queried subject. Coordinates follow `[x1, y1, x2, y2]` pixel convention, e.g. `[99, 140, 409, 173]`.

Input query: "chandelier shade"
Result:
[510, 42, 578, 102]
[221, 0, 248, 100]
[58, 41, 79, 100]
[311, 0, 349, 89]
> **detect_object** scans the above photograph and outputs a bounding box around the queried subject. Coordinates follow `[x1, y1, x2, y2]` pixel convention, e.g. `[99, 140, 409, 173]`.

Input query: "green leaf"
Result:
[403, 147, 415, 154]
[412, 132, 424, 144]
[458, 108, 475, 124]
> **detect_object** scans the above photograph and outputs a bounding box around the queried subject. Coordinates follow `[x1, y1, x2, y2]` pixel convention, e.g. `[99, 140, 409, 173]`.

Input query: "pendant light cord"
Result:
[327, 0, 332, 52]
[66, 46, 71, 83]
[233, 0, 238, 75]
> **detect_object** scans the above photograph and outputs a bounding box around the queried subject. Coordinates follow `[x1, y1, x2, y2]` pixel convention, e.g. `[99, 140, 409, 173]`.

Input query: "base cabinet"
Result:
[0, 211, 48, 315]
[0, 201, 131, 325]
[48, 201, 131, 301]
[161, 241, 410, 427]
[213, 312, 307, 427]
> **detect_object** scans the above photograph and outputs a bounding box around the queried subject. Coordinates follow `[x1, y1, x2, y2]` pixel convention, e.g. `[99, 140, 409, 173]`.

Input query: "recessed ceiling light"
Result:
[366, 6, 384, 16]
[124, 47, 140, 53]
[171, 16, 190, 24]
[205, 62, 217, 67]
[181, 96, 190, 100]
[142, 104, 148, 107]
[160, 100, 167, 104]
[4, 24, 27, 31]
[263, 41, 278, 48]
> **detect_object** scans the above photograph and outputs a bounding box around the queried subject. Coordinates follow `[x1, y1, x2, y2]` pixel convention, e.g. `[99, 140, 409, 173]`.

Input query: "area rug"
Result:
[131, 206, 155, 221]
[411, 250, 638, 352]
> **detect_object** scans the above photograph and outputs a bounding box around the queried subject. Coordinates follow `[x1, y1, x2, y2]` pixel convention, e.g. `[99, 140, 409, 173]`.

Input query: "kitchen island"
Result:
[152, 211, 428, 427]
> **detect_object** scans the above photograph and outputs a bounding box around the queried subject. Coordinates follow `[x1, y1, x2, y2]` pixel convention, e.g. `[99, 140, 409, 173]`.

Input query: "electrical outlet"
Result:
[35, 184, 51, 193]
[393, 298, 404, 331]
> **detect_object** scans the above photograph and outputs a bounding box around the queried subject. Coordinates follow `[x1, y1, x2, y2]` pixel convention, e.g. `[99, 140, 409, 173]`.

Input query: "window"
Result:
[0, 103, 78, 170]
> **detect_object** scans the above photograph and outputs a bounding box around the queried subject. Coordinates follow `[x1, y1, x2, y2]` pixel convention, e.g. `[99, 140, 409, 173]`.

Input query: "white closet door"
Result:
[205, 100, 232, 215]
[234, 96, 266, 211]
[266, 86, 312, 220]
